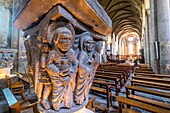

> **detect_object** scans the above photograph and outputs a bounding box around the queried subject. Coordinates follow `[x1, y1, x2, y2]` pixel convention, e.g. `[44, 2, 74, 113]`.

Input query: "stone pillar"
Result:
[157, 0, 170, 74]
[144, 29, 148, 64]
[146, 10, 151, 66]
[149, 0, 160, 73]
[102, 40, 108, 63]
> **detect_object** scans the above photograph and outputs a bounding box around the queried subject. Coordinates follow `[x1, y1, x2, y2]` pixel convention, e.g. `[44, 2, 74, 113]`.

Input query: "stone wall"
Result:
[0, 0, 27, 73]
[0, 0, 11, 48]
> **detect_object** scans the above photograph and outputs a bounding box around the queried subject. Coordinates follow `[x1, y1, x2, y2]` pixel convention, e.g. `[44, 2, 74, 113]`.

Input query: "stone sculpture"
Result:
[13, 0, 112, 112]
[46, 21, 78, 110]
[0, 49, 17, 69]
[74, 32, 95, 105]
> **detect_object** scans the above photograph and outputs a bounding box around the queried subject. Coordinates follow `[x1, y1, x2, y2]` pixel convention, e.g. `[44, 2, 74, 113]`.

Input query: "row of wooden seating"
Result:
[3, 88, 38, 113]
[96, 71, 124, 88]
[134, 73, 170, 78]
[90, 73, 120, 110]
[5, 75, 25, 100]
[90, 65, 132, 112]
[16, 71, 34, 96]
[98, 67, 130, 83]
[116, 71, 170, 113]
[134, 66, 155, 76]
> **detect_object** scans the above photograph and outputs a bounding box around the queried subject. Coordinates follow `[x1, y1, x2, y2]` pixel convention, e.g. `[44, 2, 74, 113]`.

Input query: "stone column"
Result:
[146, 10, 151, 66]
[149, 0, 160, 73]
[157, 0, 170, 74]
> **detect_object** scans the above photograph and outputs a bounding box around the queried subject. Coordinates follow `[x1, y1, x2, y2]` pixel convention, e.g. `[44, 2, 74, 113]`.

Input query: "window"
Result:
[129, 43, 133, 54]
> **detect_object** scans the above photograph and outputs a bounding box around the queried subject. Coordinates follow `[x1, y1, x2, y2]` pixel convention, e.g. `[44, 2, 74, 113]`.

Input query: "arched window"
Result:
[122, 41, 125, 55]
[129, 42, 133, 54]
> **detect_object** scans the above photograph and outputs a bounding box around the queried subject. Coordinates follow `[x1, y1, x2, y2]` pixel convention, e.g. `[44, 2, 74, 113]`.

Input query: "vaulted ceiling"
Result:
[98, 0, 143, 39]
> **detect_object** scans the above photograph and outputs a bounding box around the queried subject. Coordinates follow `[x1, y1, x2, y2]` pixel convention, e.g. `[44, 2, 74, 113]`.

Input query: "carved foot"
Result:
[26, 92, 35, 97]
[75, 100, 83, 105]
[41, 99, 51, 110]
[52, 102, 60, 111]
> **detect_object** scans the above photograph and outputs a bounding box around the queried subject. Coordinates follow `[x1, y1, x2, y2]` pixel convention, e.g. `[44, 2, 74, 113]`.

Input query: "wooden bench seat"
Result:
[16, 72, 34, 95]
[134, 73, 170, 78]
[132, 76, 170, 84]
[116, 96, 170, 113]
[125, 85, 170, 99]
[125, 85, 170, 111]
[102, 70, 128, 81]
[90, 85, 114, 108]
[128, 95, 170, 110]
[93, 79, 119, 96]
[101, 68, 130, 77]
[96, 71, 124, 87]
[97, 70, 127, 83]
[122, 108, 140, 113]
[134, 68, 153, 71]
[131, 79, 170, 90]
[90, 85, 115, 98]
[134, 71, 155, 75]
[91, 86, 107, 94]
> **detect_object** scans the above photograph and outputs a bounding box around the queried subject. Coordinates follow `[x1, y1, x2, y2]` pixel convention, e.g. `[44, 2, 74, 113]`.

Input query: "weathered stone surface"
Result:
[0, 0, 12, 8]
[0, 48, 17, 69]
[0, 5, 10, 48]
[13, 0, 112, 36]
[157, 0, 170, 74]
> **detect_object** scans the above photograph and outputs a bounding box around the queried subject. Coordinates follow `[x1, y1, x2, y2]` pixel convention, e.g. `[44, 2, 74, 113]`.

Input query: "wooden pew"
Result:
[97, 69, 128, 83]
[90, 74, 120, 110]
[3, 88, 38, 113]
[134, 67, 153, 71]
[16, 72, 34, 96]
[134, 70, 155, 75]
[116, 96, 170, 113]
[93, 79, 119, 96]
[134, 73, 170, 78]
[100, 67, 130, 77]
[90, 81, 112, 109]
[5, 75, 25, 100]
[95, 74, 120, 93]
[96, 71, 124, 88]
[138, 64, 151, 69]
[131, 79, 170, 90]
[125, 85, 170, 110]
[132, 76, 170, 84]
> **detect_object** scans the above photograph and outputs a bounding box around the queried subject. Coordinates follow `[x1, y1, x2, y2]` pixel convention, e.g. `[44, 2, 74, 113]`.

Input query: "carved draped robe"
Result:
[74, 50, 94, 104]
[46, 48, 78, 109]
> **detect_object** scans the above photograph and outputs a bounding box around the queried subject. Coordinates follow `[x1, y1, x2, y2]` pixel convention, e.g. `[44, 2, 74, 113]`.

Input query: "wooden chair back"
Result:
[5, 75, 12, 89]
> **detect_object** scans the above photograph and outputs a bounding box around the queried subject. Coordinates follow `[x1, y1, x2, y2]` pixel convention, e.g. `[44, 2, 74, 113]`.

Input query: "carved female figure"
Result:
[74, 32, 95, 104]
[46, 22, 78, 111]
[93, 41, 103, 72]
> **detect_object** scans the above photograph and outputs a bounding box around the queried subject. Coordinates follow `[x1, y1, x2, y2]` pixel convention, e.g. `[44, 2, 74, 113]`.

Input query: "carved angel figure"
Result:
[74, 32, 95, 104]
[46, 22, 78, 110]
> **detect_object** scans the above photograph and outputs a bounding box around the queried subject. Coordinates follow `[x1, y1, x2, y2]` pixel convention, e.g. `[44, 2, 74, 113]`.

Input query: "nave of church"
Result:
[0, 0, 170, 113]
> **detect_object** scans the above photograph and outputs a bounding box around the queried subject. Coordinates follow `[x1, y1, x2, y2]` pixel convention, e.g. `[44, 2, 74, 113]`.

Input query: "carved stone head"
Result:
[48, 21, 75, 53]
[95, 41, 103, 53]
[53, 27, 73, 52]
[80, 32, 94, 53]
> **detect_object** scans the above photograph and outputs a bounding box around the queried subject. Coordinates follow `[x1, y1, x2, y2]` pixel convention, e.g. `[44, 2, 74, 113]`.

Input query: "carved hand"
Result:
[59, 68, 70, 77]
[62, 76, 71, 86]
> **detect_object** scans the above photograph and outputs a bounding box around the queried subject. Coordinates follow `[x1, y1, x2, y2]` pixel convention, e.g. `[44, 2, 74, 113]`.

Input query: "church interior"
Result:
[0, 0, 170, 113]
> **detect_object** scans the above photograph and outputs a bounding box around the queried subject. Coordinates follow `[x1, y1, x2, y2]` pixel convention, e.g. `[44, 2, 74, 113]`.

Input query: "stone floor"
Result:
[0, 71, 170, 113]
